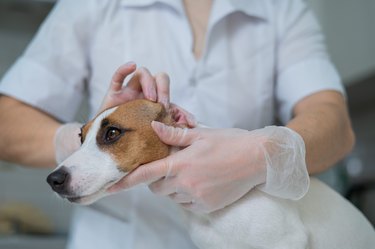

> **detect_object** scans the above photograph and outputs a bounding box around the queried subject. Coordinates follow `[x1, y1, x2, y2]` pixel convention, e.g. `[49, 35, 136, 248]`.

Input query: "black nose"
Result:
[46, 166, 70, 194]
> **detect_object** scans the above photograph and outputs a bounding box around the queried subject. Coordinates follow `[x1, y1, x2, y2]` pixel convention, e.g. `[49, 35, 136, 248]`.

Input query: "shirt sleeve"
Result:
[275, 0, 345, 124]
[0, 0, 104, 122]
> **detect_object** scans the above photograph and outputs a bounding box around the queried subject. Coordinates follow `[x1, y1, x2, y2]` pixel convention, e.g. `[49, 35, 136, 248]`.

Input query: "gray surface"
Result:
[0, 235, 66, 249]
[0, 165, 74, 234]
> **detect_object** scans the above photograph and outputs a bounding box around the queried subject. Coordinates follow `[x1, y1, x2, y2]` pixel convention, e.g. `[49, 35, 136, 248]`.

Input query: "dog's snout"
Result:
[47, 166, 70, 193]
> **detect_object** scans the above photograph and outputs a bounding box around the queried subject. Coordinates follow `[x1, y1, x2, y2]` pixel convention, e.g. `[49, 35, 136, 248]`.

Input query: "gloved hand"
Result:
[99, 62, 170, 112]
[54, 62, 171, 163]
[109, 124, 309, 213]
[54, 122, 82, 164]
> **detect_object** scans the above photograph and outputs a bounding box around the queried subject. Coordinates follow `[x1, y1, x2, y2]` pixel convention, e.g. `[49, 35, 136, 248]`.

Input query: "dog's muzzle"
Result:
[46, 166, 71, 195]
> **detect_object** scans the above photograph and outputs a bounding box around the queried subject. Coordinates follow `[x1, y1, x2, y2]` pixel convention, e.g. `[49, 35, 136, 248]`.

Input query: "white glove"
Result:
[109, 124, 310, 213]
[54, 123, 82, 164]
[255, 126, 309, 200]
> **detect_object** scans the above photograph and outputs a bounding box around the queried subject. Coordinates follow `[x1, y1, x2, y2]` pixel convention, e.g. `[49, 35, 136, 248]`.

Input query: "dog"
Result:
[47, 99, 375, 249]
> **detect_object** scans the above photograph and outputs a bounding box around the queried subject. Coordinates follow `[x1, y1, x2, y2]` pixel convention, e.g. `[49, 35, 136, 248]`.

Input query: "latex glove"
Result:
[255, 126, 310, 199]
[99, 62, 170, 112]
[109, 124, 309, 213]
[54, 122, 82, 164]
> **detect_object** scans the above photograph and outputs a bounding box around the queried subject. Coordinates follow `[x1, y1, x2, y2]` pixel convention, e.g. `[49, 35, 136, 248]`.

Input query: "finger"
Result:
[151, 121, 199, 147]
[149, 177, 176, 196]
[126, 67, 157, 102]
[180, 202, 197, 211]
[180, 202, 210, 214]
[154, 72, 170, 108]
[168, 193, 193, 204]
[109, 62, 137, 93]
[108, 156, 176, 192]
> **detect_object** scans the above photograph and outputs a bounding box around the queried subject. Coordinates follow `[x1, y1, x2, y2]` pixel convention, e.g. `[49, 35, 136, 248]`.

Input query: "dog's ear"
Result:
[153, 104, 175, 126]
[139, 100, 197, 128]
[166, 104, 197, 128]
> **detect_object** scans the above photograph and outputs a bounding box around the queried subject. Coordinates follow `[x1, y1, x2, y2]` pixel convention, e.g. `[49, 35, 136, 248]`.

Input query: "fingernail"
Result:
[125, 61, 136, 67]
[151, 121, 165, 133]
[148, 91, 157, 102]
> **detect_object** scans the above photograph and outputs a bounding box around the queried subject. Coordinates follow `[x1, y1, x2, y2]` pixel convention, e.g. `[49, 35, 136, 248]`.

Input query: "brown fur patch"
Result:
[88, 100, 175, 172]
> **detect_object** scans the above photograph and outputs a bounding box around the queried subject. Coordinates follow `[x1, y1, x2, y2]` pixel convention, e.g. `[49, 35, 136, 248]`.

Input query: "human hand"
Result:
[99, 62, 170, 112]
[109, 124, 309, 213]
[54, 123, 82, 164]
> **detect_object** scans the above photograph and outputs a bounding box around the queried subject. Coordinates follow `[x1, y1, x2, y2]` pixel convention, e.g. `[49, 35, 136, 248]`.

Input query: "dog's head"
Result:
[47, 99, 191, 205]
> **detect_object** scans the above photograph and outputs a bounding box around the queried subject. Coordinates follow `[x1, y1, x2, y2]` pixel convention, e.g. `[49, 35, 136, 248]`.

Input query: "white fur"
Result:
[54, 107, 126, 205]
[53, 108, 375, 248]
[187, 179, 375, 249]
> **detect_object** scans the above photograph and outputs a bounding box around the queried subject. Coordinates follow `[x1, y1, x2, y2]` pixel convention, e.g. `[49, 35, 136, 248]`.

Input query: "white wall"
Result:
[308, 0, 375, 84]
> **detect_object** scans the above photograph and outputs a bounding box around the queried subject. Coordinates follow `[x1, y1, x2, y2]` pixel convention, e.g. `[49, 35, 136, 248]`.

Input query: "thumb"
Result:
[107, 156, 174, 192]
[151, 121, 198, 147]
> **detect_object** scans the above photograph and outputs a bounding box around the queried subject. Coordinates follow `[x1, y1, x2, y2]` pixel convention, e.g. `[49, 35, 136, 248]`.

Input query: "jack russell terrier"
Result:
[47, 99, 375, 249]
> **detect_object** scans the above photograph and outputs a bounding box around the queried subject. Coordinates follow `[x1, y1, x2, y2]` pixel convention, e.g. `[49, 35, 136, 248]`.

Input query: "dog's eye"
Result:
[105, 127, 122, 143]
[78, 127, 84, 144]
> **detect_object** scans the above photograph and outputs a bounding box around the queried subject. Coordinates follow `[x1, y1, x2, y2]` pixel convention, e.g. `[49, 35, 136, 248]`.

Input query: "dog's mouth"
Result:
[67, 196, 84, 203]
[64, 190, 106, 205]
[63, 180, 118, 205]
[66, 193, 101, 205]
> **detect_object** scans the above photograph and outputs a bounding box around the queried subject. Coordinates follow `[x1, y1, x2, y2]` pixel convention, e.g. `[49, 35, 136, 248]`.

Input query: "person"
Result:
[0, 0, 355, 249]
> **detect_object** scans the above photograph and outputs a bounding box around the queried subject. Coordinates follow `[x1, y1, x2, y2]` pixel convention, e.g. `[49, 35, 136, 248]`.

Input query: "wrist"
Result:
[243, 129, 269, 186]
[54, 122, 82, 164]
[254, 126, 310, 200]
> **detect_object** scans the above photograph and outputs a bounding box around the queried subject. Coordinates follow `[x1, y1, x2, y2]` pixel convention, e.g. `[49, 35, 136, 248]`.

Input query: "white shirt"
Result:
[0, 0, 344, 248]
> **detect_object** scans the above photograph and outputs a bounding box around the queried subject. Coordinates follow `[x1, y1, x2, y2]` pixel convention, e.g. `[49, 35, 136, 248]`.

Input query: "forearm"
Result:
[286, 91, 355, 174]
[0, 96, 61, 168]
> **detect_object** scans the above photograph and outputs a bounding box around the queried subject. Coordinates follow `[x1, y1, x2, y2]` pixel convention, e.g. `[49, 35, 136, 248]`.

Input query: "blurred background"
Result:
[0, 0, 374, 248]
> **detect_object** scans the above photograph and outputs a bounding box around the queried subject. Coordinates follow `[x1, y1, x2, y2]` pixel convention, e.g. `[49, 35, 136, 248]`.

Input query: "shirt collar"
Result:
[227, 0, 267, 20]
[120, 0, 184, 14]
[119, 0, 267, 20]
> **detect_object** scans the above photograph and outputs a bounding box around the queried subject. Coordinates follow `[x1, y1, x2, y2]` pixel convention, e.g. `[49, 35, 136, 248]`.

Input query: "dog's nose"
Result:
[46, 166, 70, 194]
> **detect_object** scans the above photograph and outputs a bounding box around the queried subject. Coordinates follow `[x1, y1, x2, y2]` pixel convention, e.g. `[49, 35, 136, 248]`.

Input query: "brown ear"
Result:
[167, 103, 197, 128]
[128, 99, 171, 125]
[154, 104, 175, 126]
[129, 99, 196, 128]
